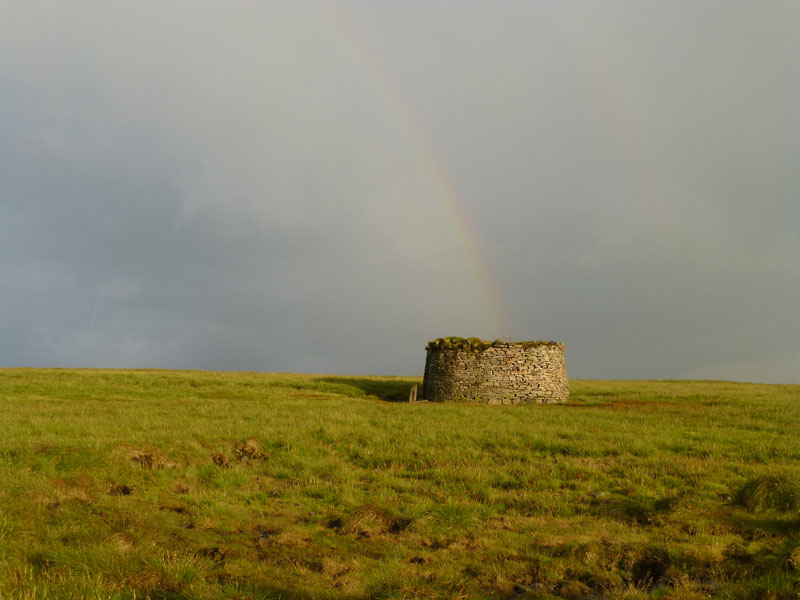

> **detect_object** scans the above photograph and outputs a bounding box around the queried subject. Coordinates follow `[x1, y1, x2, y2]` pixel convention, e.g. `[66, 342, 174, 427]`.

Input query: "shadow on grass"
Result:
[125, 586, 363, 600]
[315, 377, 420, 403]
[124, 593, 198, 600]
[721, 509, 800, 537]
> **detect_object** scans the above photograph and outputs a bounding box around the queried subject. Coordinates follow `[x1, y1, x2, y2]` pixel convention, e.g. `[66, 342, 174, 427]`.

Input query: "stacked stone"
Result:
[422, 340, 569, 404]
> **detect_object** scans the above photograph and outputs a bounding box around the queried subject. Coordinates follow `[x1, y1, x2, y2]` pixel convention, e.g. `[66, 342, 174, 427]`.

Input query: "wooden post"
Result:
[409, 384, 418, 403]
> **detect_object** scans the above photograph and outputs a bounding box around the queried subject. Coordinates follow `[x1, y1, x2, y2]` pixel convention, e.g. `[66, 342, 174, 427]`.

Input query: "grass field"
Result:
[1, 369, 799, 600]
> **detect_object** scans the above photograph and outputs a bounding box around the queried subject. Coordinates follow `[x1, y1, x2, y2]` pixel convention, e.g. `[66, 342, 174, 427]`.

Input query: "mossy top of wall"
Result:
[426, 337, 565, 353]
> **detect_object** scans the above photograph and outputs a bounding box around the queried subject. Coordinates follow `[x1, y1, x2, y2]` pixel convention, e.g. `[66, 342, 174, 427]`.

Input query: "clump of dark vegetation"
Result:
[426, 336, 564, 352]
[615, 494, 679, 526]
[210, 452, 230, 468]
[325, 503, 413, 537]
[233, 437, 265, 462]
[106, 482, 133, 496]
[631, 546, 671, 587]
[735, 474, 800, 513]
[130, 450, 154, 469]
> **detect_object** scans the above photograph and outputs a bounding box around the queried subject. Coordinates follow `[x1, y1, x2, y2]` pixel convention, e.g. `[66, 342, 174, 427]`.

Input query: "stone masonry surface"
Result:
[422, 339, 569, 404]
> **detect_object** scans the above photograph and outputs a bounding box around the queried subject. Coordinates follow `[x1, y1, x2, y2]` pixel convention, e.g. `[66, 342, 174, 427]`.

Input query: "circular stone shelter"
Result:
[422, 337, 569, 404]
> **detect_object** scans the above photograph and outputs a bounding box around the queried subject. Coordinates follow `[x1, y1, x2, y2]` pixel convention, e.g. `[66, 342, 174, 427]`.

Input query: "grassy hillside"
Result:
[0, 369, 799, 599]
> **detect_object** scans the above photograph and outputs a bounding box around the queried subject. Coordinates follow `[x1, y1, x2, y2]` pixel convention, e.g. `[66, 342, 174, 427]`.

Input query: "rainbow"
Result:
[324, 8, 512, 336]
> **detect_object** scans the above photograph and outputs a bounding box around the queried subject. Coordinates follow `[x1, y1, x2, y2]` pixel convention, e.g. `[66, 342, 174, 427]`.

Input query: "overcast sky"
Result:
[1, 1, 798, 383]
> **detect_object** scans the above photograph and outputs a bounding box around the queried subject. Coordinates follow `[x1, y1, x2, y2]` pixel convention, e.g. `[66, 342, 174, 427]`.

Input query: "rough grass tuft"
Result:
[327, 503, 413, 536]
[631, 546, 671, 587]
[735, 475, 800, 513]
[233, 437, 265, 461]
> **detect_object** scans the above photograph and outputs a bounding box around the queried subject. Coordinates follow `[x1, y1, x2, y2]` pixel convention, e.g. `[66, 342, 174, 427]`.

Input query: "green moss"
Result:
[426, 337, 564, 352]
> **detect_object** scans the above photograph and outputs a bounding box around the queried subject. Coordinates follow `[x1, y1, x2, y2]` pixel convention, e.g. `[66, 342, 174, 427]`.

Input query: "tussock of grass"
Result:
[735, 474, 800, 513]
[630, 546, 671, 588]
[326, 502, 414, 536]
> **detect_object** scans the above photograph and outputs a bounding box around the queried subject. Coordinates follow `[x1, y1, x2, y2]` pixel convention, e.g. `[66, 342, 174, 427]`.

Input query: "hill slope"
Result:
[1, 369, 799, 599]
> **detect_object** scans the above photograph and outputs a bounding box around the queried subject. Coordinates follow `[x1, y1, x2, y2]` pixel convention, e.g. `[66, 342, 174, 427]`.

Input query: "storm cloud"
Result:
[1, 1, 798, 382]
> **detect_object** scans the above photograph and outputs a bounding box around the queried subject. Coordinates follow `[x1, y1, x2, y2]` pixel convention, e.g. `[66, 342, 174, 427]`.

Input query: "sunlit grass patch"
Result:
[735, 474, 800, 513]
[0, 370, 799, 598]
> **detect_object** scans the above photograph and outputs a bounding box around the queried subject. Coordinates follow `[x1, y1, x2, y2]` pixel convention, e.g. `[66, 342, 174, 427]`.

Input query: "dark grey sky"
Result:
[1, 1, 798, 382]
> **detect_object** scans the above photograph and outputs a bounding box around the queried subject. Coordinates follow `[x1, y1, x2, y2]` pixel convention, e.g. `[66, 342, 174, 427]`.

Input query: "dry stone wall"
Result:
[423, 339, 569, 404]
